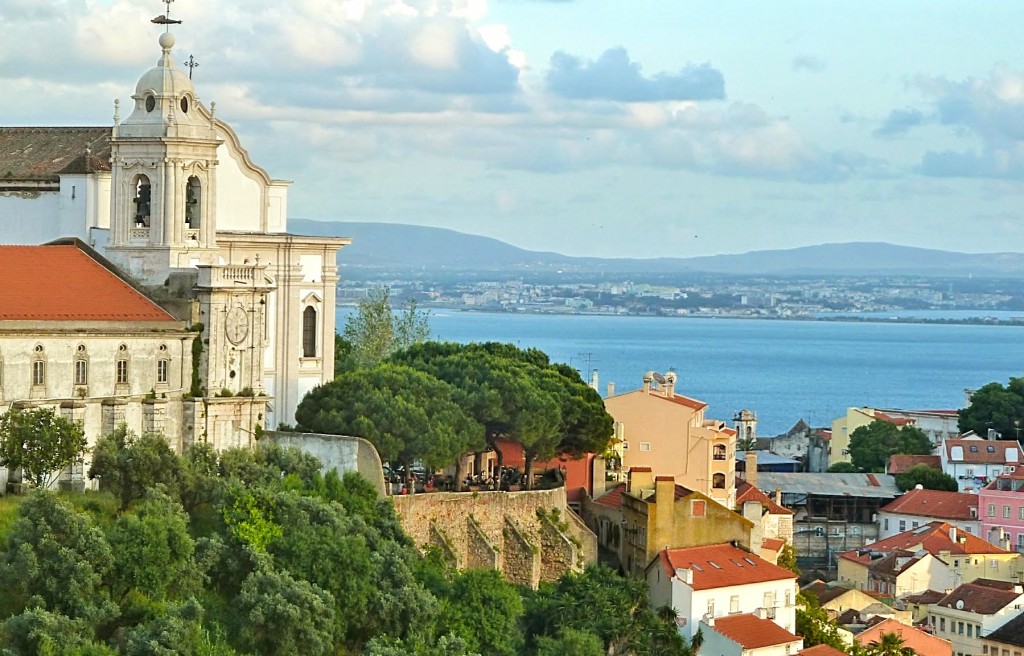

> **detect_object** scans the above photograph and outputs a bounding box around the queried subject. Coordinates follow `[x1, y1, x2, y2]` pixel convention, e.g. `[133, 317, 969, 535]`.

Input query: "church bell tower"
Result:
[106, 23, 221, 285]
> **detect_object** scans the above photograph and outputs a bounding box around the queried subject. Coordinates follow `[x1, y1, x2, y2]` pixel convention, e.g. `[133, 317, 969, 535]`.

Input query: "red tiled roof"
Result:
[656, 543, 796, 591]
[874, 411, 917, 426]
[0, 245, 175, 322]
[710, 613, 801, 649]
[798, 645, 847, 656]
[840, 522, 1010, 565]
[944, 438, 1021, 464]
[856, 618, 952, 656]
[935, 579, 1023, 615]
[879, 489, 978, 521]
[762, 537, 784, 553]
[594, 483, 626, 509]
[655, 393, 707, 411]
[887, 454, 942, 475]
[736, 481, 793, 515]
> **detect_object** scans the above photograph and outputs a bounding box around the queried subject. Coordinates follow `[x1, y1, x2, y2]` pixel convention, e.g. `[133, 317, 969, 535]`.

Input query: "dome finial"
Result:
[151, 0, 183, 35]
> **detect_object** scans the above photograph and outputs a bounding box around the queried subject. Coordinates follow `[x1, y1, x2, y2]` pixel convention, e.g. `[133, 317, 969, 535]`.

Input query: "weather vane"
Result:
[184, 54, 199, 79]
[151, 0, 182, 29]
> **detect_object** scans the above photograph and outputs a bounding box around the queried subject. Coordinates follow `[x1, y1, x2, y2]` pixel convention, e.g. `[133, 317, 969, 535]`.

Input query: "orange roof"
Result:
[856, 618, 952, 656]
[887, 454, 942, 474]
[874, 411, 917, 426]
[944, 438, 1021, 464]
[798, 645, 847, 656]
[879, 489, 977, 521]
[762, 537, 785, 553]
[0, 244, 175, 322]
[594, 483, 626, 509]
[710, 613, 801, 649]
[655, 393, 707, 411]
[736, 480, 793, 515]
[840, 521, 1010, 565]
[655, 543, 796, 591]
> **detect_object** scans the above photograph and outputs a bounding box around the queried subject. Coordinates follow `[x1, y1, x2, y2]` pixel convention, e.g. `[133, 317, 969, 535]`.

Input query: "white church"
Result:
[0, 19, 348, 485]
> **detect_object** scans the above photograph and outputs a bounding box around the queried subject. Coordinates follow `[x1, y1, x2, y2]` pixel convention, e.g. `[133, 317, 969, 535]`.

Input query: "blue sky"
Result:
[3, 0, 1024, 258]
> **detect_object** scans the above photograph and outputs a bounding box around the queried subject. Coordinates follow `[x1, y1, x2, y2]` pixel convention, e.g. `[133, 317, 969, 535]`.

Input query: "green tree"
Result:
[0, 407, 88, 489]
[107, 493, 199, 600]
[828, 462, 860, 473]
[296, 363, 485, 491]
[435, 569, 523, 656]
[861, 630, 918, 655]
[362, 634, 481, 656]
[533, 629, 605, 656]
[958, 378, 1024, 438]
[339, 287, 431, 372]
[0, 493, 116, 624]
[392, 342, 613, 488]
[736, 435, 759, 451]
[778, 543, 800, 575]
[895, 464, 958, 492]
[848, 420, 932, 473]
[87, 428, 184, 509]
[795, 592, 847, 651]
[233, 566, 337, 656]
[120, 599, 238, 656]
[1, 608, 116, 656]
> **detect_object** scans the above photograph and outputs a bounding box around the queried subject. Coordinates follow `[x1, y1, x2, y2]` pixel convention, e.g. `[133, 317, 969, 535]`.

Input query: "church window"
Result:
[145, 94, 155, 112]
[713, 444, 727, 460]
[712, 472, 726, 489]
[32, 361, 45, 386]
[157, 359, 169, 384]
[132, 174, 152, 227]
[74, 360, 88, 386]
[302, 306, 318, 357]
[180, 96, 189, 114]
[116, 344, 129, 385]
[185, 177, 201, 229]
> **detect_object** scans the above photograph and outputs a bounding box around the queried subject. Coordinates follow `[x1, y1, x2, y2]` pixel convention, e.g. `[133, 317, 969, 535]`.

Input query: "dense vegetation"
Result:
[959, 377, 1024, 439]
[846, 420, 933, 473]
[0, 431, 694, 655]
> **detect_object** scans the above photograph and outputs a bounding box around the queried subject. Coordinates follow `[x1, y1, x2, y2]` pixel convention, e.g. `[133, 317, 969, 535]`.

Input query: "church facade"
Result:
[0, 26, 348, 461]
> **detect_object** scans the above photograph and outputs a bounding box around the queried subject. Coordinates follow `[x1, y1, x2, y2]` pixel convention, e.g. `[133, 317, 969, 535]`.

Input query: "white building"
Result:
[939, 435, 1020, 492]
[645, 542, 798, 641]
[927, 579, 1024, 656]
[700, 612, 803, 656]
[0, 20, 348, 450]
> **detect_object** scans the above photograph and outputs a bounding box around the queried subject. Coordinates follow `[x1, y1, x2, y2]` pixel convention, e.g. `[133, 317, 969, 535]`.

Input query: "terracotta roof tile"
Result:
[736, 480, 793, 515]
[903, 589, 946, 605]
[0, 244, 175, 322]
[654, 393, 707, 411]
[655, 543, 796, 591]
[887, 454, 942, 474]
[944, 438, 1021, 464]
[798, 645, 847, 656]
[856, 618, 952, 655]
[594, 483, 625, 509]
[935, 579, 1023, 615]
[839, 521, 1010, 565]
[879, 489, 978, 521]
[709, 613, 801, 649]
[0, 127, 111, 181]
[762, 537, 784, 552]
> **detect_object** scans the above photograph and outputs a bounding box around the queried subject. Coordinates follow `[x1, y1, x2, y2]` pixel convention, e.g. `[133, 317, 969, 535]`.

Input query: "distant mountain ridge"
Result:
[289, 219, 1024, 277]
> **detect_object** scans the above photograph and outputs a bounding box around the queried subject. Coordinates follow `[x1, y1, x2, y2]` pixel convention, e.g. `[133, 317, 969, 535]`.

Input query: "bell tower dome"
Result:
[106, 22, 221, 285]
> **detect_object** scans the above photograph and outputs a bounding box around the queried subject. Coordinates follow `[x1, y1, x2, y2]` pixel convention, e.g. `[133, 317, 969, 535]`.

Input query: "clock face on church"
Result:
[225, 306, 249, 345]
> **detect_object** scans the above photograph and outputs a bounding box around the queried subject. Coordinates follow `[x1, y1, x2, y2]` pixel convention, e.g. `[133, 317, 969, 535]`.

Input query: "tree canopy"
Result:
[895, 464, 958, 492]
[390, 342, 614, 486]
[959, 378, 1024, 439]
[0, 407, 88, 489]
[848, 420, 933, 473]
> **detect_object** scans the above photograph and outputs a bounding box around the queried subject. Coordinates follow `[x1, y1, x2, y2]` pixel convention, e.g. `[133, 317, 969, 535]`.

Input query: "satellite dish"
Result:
[956, 599, 965, 610]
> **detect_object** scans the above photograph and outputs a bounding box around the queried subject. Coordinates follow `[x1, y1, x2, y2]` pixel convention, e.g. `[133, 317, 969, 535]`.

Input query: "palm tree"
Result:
[863, 631, 917, 656]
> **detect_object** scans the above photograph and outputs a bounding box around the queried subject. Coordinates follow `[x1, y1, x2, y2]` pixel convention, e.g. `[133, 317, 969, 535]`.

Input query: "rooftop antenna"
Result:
[184, 54, 199, 79]
[152, 0, 182, 31]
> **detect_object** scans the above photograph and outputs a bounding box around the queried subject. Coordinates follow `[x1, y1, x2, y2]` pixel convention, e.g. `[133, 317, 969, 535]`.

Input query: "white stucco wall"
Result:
[878, 510, 980, 539]
[0, 193, 62, 244]
[213, 141, 263, 232]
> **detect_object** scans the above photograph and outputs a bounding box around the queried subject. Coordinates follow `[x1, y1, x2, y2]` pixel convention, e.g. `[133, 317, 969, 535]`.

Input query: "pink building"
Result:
[980, 469, 1024, 553]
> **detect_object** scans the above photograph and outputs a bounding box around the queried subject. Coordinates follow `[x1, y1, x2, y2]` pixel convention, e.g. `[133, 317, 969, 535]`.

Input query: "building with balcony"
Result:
[980, 469, 1024, 553]
[940, 435, 1021, 492]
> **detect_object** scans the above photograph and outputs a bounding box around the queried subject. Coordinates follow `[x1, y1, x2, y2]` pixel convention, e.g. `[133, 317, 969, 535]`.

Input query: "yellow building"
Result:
[605, 371, 736, 508]
[829, 408, 917, 468]
[619, 468, 755, 578]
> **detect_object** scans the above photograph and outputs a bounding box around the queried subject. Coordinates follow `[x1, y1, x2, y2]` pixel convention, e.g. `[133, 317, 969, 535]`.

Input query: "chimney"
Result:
[949, 526, 957, 543]
[664, 371, 677, 397]
[743, 500, 763, 552]
[774, 488, 783, 505]
[607, 382, 615, 397]
[745, 451, 758, 487]
[643, 371, 654, 393]
[627, 467, 654, 495]
[655, 476, 676, 544]
[590, 369, 599, 392]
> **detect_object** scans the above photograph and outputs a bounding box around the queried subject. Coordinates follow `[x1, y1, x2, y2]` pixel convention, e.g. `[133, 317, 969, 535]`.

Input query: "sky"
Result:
[3, 0, 1024, 259]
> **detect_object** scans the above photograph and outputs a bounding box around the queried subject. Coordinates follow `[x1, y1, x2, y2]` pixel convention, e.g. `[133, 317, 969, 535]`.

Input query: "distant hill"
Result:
[289, 219, 1024, 277]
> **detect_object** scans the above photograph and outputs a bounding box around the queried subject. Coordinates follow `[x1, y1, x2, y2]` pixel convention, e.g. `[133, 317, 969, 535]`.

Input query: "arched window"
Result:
[157, 344, 169, 385]
[32, 344, 45, 387]
[746, 426, 753, 439]
[302, 306, 317, 358]
[74, 344, 88, 386]
[185, 176, 201, 229]
[116, 343, 129, 385]
[712, 473, 726, 489]
[132, 174, 152, 227]
[713, 444, 727, 460]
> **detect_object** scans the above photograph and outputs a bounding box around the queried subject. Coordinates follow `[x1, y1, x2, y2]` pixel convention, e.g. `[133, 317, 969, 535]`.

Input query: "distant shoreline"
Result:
[340, 303, 1024, 326]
